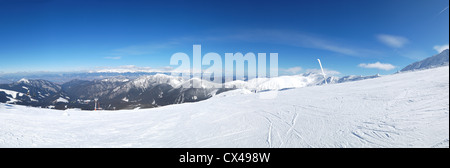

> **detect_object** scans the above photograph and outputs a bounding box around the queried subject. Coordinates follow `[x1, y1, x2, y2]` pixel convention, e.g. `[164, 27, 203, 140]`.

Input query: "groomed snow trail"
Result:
[0, 66, 448, 147]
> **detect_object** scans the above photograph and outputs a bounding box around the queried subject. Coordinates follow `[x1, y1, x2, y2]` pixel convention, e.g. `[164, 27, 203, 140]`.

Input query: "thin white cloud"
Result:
[433, 44, 449, 53]
[91, 65, 174, 73]
[119, 65, 137, 69]
[104, 56, 121, 60]
[439, 6, 449, 15]
[242, 29, 361, 56]
[199, 29, 371, 57]
[377, 34, 409, 48]
[281, 66, 303, 74]
[109, 29, 377, 59]
[358, 62, 396, 71]
[159, 66, 175, 71]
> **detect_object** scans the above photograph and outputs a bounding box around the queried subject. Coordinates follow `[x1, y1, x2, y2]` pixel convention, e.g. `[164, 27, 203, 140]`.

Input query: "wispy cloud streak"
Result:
[377, 34, 409, 48]
[358, 62, 396, 71]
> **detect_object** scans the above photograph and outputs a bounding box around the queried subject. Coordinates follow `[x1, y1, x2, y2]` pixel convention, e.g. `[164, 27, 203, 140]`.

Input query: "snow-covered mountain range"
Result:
[1, 64, 448, 147]
[0, 71, 379, 110]
[0, 50, 448, 110]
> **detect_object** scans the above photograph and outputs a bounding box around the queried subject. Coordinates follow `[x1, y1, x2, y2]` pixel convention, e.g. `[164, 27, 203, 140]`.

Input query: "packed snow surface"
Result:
[0, 66, 448, 147]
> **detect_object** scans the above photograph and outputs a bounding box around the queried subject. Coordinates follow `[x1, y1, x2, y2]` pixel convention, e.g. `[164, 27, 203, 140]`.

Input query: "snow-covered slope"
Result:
[225, 72, 379, 92]
[226, 75, 318, 91]
[0, 88, 24, 103]
[0, 88, 24, 99]
[401, 49, 449, 72]
[131, 74, 183, 88]
[0, 66, 448, 148]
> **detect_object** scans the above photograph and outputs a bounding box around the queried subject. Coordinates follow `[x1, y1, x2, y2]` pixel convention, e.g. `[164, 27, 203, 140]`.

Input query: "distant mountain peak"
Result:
[17, 78, 30, 84]
[401, 49, 449, 72]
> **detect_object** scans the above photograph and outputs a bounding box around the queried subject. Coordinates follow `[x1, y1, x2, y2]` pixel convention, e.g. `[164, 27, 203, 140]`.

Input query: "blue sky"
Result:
[0, 0, 448, 76]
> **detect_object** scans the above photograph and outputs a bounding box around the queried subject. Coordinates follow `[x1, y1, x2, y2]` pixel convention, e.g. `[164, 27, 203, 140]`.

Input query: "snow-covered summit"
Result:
[401, 49, 449, 72]
[101, 78, 130, 83]
[17, 78, 30, 84]
[12, 78, 61, 93]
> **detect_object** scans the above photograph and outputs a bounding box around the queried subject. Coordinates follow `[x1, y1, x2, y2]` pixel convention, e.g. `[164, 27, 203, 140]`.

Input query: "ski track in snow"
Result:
[0, 66, 448, 148]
